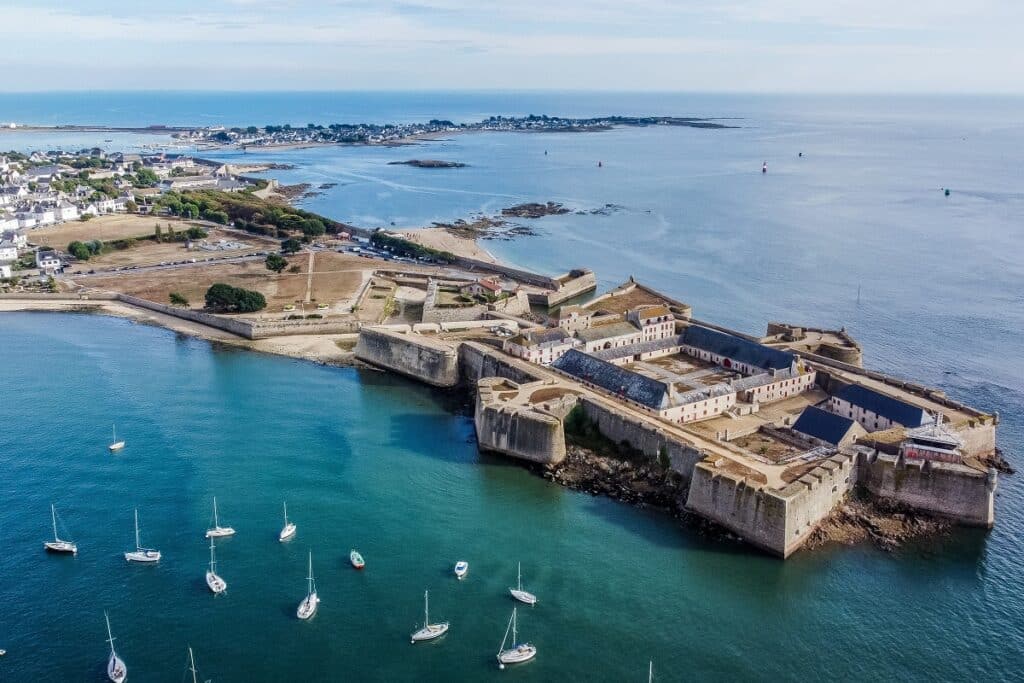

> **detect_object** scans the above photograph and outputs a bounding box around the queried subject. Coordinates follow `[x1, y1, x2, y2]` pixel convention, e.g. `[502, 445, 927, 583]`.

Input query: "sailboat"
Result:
[297, 551, 319, 620]
[508, 562, 537, 605]
[410, 590, 449, 643]
[350, 550, 365, 570]
[109, 424, 125, 452]
[186, 647, 210, 683]
[649, 660, 654, 682]
[124, 509, 161, 563]
[496, 607, 536, 669]
[279, 501, 296, 542]
[104, 612, 127, 683]
[205, 497, 235, 538]
[44, 503, 77, 554]
[205, 538, 227, 594]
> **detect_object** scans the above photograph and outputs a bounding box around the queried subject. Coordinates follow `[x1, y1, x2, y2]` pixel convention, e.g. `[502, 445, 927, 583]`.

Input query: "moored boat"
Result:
[109, 424, 125, 452]
[350, 550, 365, 569]
[104, 612, 127, 683]
[205, 538, 227, 594]
[124, 509, 161, 563]
[205, 497, 235, 538]
[44, 504, 77, 555]
[297, 551, 319, 620]
[496, 607, 536, 669]
[453, 560, 468, 580]
[509, 562, 537, 605]
[279, 501, 296, 542]
[410, 590, 449, 643]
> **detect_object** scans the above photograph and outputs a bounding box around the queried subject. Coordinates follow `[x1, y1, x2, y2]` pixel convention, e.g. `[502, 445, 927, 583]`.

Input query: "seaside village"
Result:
[0, 151, 250, 280]
[0, 148, 1002, 559]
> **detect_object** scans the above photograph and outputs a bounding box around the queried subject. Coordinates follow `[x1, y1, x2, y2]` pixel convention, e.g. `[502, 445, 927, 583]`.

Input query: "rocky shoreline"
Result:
[388, 159, 466, 168]
[805, 497, 951, 552]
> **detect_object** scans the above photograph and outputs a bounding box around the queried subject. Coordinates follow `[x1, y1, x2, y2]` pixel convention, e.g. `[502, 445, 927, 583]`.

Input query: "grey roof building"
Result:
[682, 325, 795, 372]
[553, 349, 670, 411]
[832, 384, 930, 427]
[792, 406, 862, 446]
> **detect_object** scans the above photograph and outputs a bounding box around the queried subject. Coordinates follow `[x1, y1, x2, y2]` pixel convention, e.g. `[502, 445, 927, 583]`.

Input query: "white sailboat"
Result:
[649, 660, 654, 682]
[509, 562, 537, 605]
[187, 646, 210, 683]
[109, 424, 125, 452]
[205, 538, 227, 594]
[124, 509, 161, 563]
[104, 612, 127, 683]
[296, 551, 319, 620]
[279, 501, 296, 542]
[410, 590, 449, 643]
[205, 497, 235, 538]
[44, 503, 77, 555]
[496, 607, 536, 669]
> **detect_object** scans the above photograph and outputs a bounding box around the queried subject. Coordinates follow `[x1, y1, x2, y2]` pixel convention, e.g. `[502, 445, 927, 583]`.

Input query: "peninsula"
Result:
[0, 147, 1006, 560]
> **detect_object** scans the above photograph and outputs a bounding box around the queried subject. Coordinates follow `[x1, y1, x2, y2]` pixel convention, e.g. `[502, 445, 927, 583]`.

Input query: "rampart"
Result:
[474, 378, 568, 465]
[858, 451, 996, 527]
[354, 327, 460, 387]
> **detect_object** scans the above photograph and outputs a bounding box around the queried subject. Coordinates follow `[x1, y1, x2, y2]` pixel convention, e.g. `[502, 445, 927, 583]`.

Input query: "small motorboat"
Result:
[205, 497, 236, 539]
[453, 560, 468, 580]
[410, 590, 449, 643]
[496, 608, 536, 669]
[279, 501, 296, 542]
[350, 550, 365, 570]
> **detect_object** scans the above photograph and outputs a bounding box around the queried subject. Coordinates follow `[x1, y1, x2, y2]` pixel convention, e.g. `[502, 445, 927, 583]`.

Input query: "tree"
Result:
[265, 253, 288, 273]
[301, 218, 326, 237]
[204, 283, 266, 313]
[280, 238, 302, 254]
[133, 169, 158, 187]
[185, 226, 207, 239]
[246, 126, 258, 135]
[169, 292, 189, 307]
[154, 224, 163, 242]
[68, 241, 91, 261]
[125, 200, 138, 213]
[183, 204, 199, 219]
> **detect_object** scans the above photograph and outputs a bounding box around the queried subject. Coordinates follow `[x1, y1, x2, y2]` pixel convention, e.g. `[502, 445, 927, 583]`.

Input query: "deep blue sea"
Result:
[0, 92, 1022, 681]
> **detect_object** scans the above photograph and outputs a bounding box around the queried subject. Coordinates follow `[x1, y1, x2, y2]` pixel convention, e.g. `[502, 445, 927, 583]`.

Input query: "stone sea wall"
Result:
[858, 452, 996, 527]
[474, 379, 567, 465]
[354, 327, 460, 387]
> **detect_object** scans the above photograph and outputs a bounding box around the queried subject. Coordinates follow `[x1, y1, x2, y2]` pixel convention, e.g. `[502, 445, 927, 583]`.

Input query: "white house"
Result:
[827, 383, 931, 433]
[16, 214, 36, 229]
[460, 277, 504, 299]
[0, 212, 19, 232]
[0, 240, 18, 262]
[503, 328, 580, 365]
[626, 305, 676, 342]
[36, 250, 62, 273]
[0, 262, 12, 279]
[1, 228, 27, 248]
[54, 201, 79, 222]
[31, 205, 56, 226]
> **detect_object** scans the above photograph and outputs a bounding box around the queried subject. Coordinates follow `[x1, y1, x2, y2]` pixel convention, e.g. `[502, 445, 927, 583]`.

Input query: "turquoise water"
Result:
[1, 93, 1023, 680]
[0, 312, 1019, 682]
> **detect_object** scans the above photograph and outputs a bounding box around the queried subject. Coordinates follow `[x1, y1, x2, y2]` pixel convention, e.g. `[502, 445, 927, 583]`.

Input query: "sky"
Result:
[2, 0, 1022, 93]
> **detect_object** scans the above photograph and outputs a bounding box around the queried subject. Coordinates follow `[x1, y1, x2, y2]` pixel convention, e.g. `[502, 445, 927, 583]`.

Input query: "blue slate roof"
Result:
[682, 325, 794, 372]
[553, 349, 669, 410]
[792, 406, 858, 445]
[833, 384, 929, 427]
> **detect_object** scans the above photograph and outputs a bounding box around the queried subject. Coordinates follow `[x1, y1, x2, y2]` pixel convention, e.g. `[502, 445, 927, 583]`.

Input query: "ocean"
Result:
[0, 92, 1022, 681]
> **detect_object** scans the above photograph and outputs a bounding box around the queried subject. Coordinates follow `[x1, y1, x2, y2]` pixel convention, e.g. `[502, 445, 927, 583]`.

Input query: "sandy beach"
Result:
[406, 227, 497, 263]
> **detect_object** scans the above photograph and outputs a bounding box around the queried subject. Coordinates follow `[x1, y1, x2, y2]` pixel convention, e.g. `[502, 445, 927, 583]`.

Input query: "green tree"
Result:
[204, 283, 266, 313]
[125, 200, 138, 213]
[186, 227, 207, 239]
[280, 238, 302, 254]
[169, 292, 189, 307]
[167, 224, 177, 241]
[265, 253, 288, 273]
[68, 241, 91, 261]
[183, 204, 199, 219]
[133, 169, 158, 187]
[246, 126, 258, 135]
[301, 218, 326, 237]
[154, 224, 163, 242]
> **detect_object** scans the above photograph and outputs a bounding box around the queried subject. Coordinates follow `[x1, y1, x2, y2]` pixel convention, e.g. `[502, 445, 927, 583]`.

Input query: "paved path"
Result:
[304, 251, 315, 303]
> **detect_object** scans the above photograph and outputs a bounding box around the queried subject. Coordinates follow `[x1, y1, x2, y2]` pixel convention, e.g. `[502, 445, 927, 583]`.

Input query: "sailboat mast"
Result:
[512, 607, 518, 644]
[518, 562, 522, 591]
[424, 590, 429, 625]
[134, 509, 141, 550]
[209, 538, 216, 572]
[307, 552, 314, 595]
[105, 612, 116, 655]
[51, 504, 58, 541]
[212, 497, 219, 527]
[649, 660, 653, 682]
[283, 501, 288, 525]
[189, 647, 198, 683]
